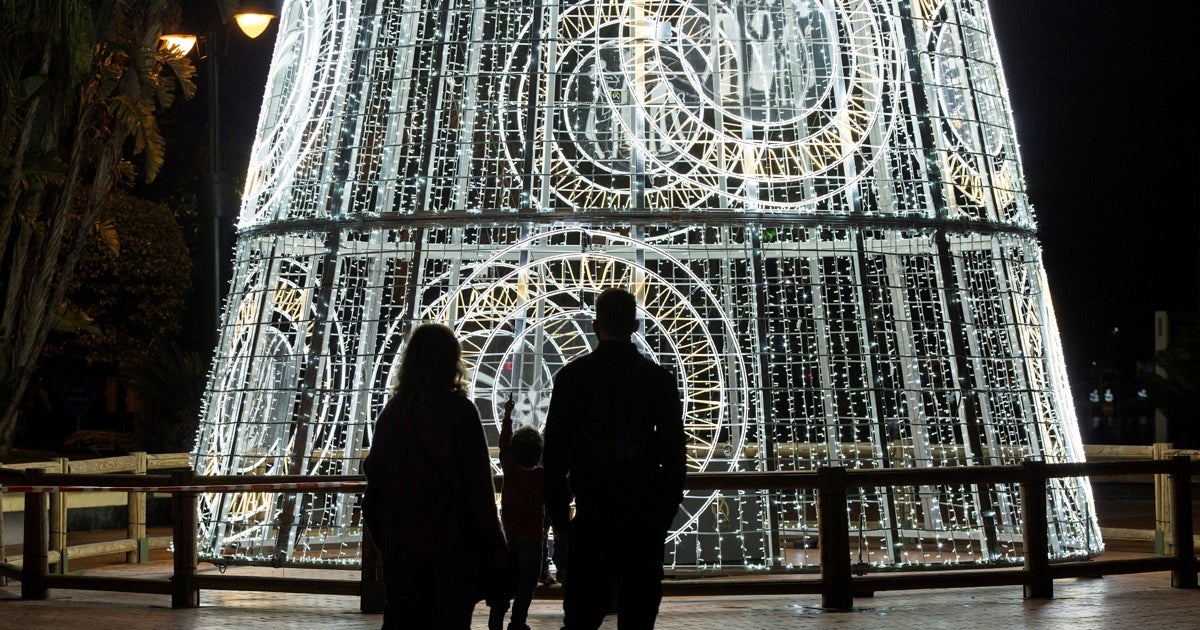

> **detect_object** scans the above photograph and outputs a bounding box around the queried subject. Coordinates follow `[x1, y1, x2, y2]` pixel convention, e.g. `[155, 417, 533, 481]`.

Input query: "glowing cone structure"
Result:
[194, 0, 1101, 569]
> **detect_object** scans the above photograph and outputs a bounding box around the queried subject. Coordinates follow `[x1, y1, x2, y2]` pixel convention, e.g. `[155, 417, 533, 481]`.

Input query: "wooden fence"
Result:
[0, 452, 189, 569]
[3, 443, 1195, 568]
[0, 455, 1196, 610]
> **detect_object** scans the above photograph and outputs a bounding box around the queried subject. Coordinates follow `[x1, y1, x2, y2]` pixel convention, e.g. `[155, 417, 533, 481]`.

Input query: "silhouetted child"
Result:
[488, 396, 546, 630]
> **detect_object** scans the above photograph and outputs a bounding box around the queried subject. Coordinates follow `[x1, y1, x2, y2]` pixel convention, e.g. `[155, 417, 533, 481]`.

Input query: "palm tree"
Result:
[0, 0, 196, 458]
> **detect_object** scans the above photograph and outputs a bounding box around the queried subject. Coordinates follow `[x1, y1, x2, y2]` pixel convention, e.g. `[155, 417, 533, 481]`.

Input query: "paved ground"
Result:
[3, 557, 1198, 629]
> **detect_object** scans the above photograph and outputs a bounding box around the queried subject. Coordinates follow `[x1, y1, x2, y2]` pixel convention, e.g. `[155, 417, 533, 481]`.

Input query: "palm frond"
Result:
[157, 47, 196, 101]
[154, 69, 176, 110]
[140, 116, 166, 183]
[51, 301, 100, 336]
[93, 216, 120, 257]
[120, 341, 208, 418]
[107, 95, 144, 152]
[115, 157, 136, 182]
[9, 153, 69, 192]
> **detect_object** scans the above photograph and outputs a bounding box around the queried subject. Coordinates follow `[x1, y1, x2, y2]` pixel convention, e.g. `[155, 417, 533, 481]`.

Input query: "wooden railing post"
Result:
[1170, 455, 1197, 589]
[360, 525, 386, 613]
[50, 458, 67, 573]
[0, 479, 6, 587]
[170, 470, 199, 608]
[20, 468, 48, 600]
[818, 466, 852, 609]
[128, 452, 148, 563]
[1022, 459, 1052, 599]
[1153, 442, 1171, 554]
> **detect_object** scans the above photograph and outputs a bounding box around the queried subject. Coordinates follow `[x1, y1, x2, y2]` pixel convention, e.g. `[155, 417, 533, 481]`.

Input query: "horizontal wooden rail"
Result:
[42, 573, 174, 595]
[193, 574, 362, 596]
[0, 452, 194, 578]
[2, 458, 1196, 611]
[3, 535, 172, 569]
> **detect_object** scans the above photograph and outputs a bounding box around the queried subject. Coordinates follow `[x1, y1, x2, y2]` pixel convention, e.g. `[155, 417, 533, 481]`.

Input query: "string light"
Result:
[193, 0, 1101, 571]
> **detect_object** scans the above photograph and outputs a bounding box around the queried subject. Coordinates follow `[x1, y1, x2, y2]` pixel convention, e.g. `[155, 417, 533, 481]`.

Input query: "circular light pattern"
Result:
[929, 2, 1018, 214]
[506, 0, 901, 211]
[415, 227, 752, 543]
[504, 3, 721, 211]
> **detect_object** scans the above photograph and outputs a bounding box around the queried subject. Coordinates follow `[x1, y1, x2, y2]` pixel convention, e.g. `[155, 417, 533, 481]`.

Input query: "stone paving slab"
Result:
[2, 562, 1197, 629]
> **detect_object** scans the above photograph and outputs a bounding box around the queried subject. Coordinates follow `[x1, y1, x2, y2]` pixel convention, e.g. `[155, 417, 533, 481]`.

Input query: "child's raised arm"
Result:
[499, 395, 515, 448]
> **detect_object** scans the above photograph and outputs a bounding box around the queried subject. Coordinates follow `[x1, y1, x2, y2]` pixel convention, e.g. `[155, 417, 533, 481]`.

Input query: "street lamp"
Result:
[232, 1, 277, 39]
[159, 34, 198, 56]
[159, 1, 275, 52]
[160, 1, 278, 353]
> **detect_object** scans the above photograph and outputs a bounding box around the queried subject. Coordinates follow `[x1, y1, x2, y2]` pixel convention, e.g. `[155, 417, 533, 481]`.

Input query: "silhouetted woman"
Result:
[363, 323, 506, 629]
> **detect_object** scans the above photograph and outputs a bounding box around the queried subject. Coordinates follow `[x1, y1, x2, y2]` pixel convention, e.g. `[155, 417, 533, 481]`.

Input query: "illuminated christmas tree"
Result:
[193, 0, 1101, 569]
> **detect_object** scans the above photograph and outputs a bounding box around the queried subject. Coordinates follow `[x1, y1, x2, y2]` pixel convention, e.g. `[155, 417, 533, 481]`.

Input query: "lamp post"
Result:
[162, 1, 277, 353]
[201, 26, 226, 356]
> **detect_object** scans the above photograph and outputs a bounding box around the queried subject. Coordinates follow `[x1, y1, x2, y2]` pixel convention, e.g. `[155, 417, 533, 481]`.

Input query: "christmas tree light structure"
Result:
[193, 0, 1101, 570]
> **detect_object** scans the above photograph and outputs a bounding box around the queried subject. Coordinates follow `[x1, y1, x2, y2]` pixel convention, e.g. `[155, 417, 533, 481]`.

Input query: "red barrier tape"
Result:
[0, 481, 367, 493]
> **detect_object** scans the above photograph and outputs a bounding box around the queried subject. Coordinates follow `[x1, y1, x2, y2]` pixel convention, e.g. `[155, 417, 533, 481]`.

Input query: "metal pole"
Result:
[203, 25, 226, 353]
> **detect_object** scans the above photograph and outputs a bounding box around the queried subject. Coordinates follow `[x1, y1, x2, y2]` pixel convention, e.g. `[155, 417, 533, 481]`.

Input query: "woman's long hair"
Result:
[393, 323, 468, 417]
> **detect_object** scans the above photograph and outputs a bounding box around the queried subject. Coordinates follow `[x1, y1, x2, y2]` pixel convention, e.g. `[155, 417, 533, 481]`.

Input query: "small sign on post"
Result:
[61, 375, 97, 430]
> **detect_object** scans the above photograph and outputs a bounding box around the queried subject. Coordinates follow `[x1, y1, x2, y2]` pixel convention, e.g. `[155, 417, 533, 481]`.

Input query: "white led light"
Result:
[194, 0, 1101, 571]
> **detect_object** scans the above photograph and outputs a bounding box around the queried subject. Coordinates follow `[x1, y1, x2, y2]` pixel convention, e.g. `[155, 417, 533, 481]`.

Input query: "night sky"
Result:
[200, 2, 1200, 391]
[989, 1, 1200, 384]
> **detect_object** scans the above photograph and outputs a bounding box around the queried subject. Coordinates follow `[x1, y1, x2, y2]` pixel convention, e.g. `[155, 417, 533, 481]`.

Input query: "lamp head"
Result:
[234, 13, 274, 39]
[159, 34, 198, 56]
[230, 0, 280, 38]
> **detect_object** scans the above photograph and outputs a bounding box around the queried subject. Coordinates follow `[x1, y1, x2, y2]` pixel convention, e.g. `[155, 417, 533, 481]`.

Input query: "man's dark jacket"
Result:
[543, 340, 686, 532]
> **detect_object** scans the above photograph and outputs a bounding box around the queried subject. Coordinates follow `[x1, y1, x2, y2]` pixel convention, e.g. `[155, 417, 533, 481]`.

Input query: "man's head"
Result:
[593, 288, 638, 340]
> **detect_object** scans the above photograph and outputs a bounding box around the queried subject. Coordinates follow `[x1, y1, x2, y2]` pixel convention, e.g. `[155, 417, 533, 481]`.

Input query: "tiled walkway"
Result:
[2, 558, 1197, 629]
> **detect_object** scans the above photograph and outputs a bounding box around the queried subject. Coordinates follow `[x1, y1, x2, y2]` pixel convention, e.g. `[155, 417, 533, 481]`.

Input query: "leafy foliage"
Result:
[120, 341, 207, 453]
[0, 1, 196, 458]
[44, 193, 192, 372]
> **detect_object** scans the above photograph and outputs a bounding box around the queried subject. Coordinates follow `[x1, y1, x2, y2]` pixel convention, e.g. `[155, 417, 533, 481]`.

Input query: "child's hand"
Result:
[504, 396, 515, 417]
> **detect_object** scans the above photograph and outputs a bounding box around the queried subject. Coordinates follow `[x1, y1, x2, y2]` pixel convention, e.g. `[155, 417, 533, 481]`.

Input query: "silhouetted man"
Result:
[543, 288, 686, 630]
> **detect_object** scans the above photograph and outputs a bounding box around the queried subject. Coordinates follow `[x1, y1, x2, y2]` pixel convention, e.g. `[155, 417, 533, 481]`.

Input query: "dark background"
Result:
[990, 2, 1199, 386]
